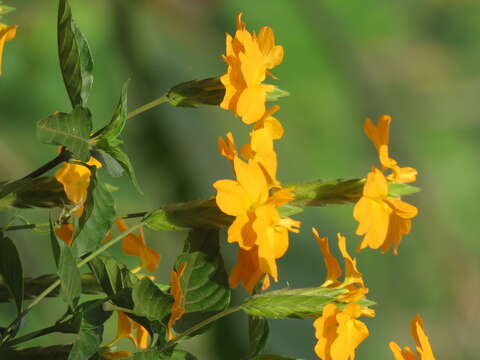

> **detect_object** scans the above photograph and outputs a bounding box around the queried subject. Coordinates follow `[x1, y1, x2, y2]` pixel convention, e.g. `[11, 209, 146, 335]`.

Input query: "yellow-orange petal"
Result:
[337, 233, 364, 287]
[233, 157, 269, 205]
[364, 115, 391, 153]
[256, 26, 284, 70]
[312, 228, 342, 288]
[168, 262, 187, 340]
[55, 223, 74, 247]
[314, 303, 339, 360]
[386, 197, 418, 219]
[411, 315, 436, 360]
[218, 132, 237, 161]
[0, 24, 17, 76]
[354, 197, 391, 250]
[214, 179, 251, 216]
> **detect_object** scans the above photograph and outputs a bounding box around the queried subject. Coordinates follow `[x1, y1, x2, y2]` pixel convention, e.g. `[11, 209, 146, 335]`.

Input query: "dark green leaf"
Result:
[132, 277, 173, 322]
[36, 106, 92, 162]
[58, 0, 94, 107]
[172, 229, 230, 337]
[51, 225, 81, 309]
[96, 139, 142, 194]
[248, 316, 269, 358]
[88, 255, 137, 308]
[68, 327, 100, 360]
[252, 355, 302, 360]
[73, 172, 115, 256]
[129, 349, 197, 360]
[0, 232, 23, 314]
[50, 219, 61, 268]
[92, 150, 124, 178]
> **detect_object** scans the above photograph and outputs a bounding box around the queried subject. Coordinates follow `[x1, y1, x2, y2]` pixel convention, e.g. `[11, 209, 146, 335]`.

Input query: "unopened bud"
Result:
[167, 77, 225, 107]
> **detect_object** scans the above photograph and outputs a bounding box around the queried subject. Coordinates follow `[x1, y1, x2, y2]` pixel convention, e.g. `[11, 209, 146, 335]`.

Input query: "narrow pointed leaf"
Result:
[0, 232, 23, 314]
[50, 220, 61, 268]
[132, 277, 173, 321]
[36, 106, 92, 162]
[73, 171, 116, 256]
[96, 80, 129, 141]
[248, 316, 269, 358]
[58, 0, 94, 107]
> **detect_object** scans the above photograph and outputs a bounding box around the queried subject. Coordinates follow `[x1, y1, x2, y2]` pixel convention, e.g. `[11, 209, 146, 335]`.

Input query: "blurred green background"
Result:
[1, 0, 479, 359]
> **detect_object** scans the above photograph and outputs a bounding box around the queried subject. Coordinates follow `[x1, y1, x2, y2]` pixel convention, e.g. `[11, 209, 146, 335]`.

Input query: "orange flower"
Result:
[0, 24, 16, 76]
[220, 13, 284, 124]
[167, 262, 186, 340]
[364, 115, 417, 183]
[116, 219, 160, 272]
[353, 167, 417, 254]
[389, 315, 436, 360]
[55, 223, 74, 247]
[252, 105, 284, 140]
[55, 157, 102, 216]
[102, 311, 149, 359]
[214, 154, 299, 292]
[313, 303, 370, 360]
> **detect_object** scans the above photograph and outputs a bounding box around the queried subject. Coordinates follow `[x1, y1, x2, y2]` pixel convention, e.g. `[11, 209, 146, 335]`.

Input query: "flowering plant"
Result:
[0, 3, 436, 360]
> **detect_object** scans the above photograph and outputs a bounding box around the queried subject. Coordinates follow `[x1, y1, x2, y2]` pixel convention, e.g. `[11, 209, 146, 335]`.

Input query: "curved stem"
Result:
[126, 95, 168, 120]
[160, 305, 243, 351]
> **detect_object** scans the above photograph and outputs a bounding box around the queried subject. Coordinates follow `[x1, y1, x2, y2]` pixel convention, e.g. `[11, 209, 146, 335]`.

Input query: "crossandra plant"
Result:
[0, 2, 436, 360]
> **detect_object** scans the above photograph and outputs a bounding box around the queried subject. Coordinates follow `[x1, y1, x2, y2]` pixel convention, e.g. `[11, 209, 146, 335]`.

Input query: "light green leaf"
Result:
[58, 0, 94, 107]
[242, 287, 357, 319]
[68, 327, 100, 360]
[0, 232, 23, 314]
[73, 171, 116, 256]
[388, 183, 421, 197]
[36, 106, 92, 162]
[132, 277, 173, 322]
[248, 316, 269, 358]
[51, 224, 81, 309]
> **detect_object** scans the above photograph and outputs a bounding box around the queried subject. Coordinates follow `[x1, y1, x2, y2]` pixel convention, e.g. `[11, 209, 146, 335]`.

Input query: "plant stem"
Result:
[22, 148, 71, 180]
[160, 305, 243, 351]
[126, 95, 168, 120]
[4, 212, 146, 232]
[6, 324, 58, 347]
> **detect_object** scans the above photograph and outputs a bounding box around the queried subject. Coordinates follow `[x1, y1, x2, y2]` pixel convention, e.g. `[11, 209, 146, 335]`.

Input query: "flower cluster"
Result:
[354, 115, 418, 254]
[215, 14, 300, 293]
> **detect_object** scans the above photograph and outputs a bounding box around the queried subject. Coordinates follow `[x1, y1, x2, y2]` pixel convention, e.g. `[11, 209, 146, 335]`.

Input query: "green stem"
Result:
[6, 324, 59, 347]
[126, 95, 168, 120]
[160, 305, 243, 351]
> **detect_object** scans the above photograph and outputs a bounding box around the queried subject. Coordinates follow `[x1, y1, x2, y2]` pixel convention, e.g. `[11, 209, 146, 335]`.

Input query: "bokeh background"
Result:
[1, 0, 479, 359]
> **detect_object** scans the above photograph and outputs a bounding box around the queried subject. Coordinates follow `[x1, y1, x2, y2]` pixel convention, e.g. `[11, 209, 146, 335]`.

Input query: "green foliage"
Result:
[73, 170, 116, 256]
[36, 106, 93, 162]
[0, 232, 23, 314]
[68, 300, 112, 360]
[57, 0, 94, 107]
[94, 81, 142, 193]
[388, 183, 421, 197]
[242, 287, 355, 319]
[129, 349, 197, 360]
[132, 277, 173, 322]
[11, 176, 70, 209]
[50, 223, 81, 309]
[247, 316, 269, 359]
[252, 355, 302, 360]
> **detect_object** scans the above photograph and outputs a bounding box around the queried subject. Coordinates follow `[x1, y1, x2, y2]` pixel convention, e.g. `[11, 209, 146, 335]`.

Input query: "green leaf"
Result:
[252, 355, 303, 360]
[92, 150, 124, 178]
[388, 183, 421, 197]
[73, 171, 116, 256]
[50, 219, 61, 268]
[129, 349, 197, 360]
[96, 140, 142, 194]
[58, 0, 94, 107]
[68, 327, 101, 360]
[88, 255, 137, 308]
[36, 106, 92, 162]
[265, 86, 290, 102]
[248, 316, 269, 358]
[96, 80, 129, 141]
[242, 287, 356, 319]
[51, 224, 81, 309]
[132, 277, 173, 322]
[0, 232, 23, 314]
[172, 229, 230, 337]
